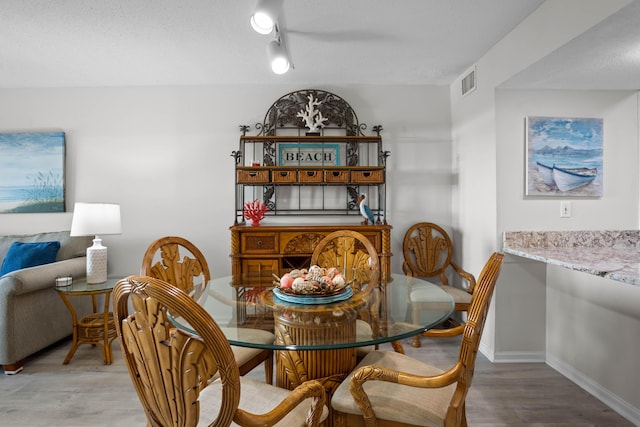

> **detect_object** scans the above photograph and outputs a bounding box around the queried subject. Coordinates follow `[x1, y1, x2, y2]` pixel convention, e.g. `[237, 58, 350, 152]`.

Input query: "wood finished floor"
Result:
[0, 336, 634, 426]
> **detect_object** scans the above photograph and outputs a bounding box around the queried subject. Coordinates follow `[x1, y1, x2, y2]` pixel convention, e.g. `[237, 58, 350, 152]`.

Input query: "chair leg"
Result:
[461, 403, 468, 427]
[412, 335, 422, 348]
[411, 301, 422, 348]
[390, 340, 405, 354]
[264, 352, 273, 385]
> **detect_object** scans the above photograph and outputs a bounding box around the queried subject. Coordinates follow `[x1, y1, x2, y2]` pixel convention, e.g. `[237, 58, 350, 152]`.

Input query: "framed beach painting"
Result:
[0, 132, 66, 213]
[525, 116, 603, 197]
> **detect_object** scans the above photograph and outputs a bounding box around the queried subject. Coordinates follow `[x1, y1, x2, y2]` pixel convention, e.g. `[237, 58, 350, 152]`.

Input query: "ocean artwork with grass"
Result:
[0, 132, 65, 213]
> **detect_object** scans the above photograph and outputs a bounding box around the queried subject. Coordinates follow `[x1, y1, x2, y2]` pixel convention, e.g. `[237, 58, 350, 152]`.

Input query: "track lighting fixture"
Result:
[250, 0, 292, 74]
[267, 39, 290, 74]
[250, 0, 282, 35]
[266, 24, 291, 74]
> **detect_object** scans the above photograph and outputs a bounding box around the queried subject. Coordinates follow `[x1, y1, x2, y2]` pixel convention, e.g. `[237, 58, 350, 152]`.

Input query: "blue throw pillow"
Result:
[0, 241, 61, 276]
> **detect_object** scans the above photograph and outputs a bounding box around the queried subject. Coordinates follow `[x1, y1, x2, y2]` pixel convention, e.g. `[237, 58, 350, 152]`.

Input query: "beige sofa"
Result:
[0, 231, 93, 374]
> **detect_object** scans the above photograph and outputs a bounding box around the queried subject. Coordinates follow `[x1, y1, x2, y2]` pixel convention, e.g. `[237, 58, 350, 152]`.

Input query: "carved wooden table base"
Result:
[274, 313, 358, 426]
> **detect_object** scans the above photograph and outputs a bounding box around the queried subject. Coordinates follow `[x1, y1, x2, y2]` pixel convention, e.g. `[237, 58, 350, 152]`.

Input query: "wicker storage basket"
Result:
[324, 169, 350, 183]
[237, 169, 270, 184]
[351, 170, 384, 184]
[298, 170, 323, 183]
[272, 169, 297, 183]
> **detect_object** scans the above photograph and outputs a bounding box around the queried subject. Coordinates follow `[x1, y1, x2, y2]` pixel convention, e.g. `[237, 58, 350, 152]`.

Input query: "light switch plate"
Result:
[560, 201, 571, 218]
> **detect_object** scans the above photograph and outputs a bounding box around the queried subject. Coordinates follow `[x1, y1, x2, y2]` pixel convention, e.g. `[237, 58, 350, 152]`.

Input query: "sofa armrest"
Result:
[0, 258, 87, 298]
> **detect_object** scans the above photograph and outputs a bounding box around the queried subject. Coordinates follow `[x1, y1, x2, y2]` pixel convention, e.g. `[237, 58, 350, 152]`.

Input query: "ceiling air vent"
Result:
[461, 66, 476, 96]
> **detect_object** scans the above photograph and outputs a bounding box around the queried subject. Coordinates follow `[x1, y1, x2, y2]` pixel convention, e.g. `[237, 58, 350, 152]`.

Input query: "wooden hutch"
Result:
[230, 89, 391, 280]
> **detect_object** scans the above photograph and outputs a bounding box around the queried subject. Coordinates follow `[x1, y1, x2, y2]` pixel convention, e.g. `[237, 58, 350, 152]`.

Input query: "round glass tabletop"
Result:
[171, 272, 454, 351]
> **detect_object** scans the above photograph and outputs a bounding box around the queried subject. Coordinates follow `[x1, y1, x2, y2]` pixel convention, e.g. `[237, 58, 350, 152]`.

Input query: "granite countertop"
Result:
[502, 230, 640, 286]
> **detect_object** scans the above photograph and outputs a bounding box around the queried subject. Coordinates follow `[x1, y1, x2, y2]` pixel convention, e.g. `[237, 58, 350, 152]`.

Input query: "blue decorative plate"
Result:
[272, 286, 353, 305]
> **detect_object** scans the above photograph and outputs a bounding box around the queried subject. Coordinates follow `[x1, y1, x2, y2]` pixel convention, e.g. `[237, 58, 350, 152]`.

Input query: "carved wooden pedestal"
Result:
[273, 312, 357, 390]
[273, 308, 358, 427]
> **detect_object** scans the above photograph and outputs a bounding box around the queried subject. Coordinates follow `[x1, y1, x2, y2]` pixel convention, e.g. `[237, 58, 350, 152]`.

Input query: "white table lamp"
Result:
[70, 202, 122, 284]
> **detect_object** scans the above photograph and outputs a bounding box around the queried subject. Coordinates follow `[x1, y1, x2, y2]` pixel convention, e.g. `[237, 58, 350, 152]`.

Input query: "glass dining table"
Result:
[171, 271, 454, 393]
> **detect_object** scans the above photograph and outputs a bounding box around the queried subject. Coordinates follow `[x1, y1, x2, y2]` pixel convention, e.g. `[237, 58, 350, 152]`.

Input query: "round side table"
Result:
[55, 277, 120, 365]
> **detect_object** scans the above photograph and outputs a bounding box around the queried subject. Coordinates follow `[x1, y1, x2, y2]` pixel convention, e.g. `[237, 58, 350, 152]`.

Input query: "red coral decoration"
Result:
[243, 199, 268, 226]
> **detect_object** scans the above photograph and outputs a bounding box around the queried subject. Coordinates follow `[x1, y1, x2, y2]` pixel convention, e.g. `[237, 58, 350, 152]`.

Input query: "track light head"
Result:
[267, 39, 290, 74]
[250, 0, 291, 74]
[250, 0, 282, 35]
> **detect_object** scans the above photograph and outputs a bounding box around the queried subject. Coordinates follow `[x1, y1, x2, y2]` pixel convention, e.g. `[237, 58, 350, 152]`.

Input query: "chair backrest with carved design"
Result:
[402, 222, 452, 283]
[447, 252, 503, 422]
[113, 275, 238, 427]
[310, 230, 379, 285]
[141, 236, 210, 294]
[402, 222, 475, 292]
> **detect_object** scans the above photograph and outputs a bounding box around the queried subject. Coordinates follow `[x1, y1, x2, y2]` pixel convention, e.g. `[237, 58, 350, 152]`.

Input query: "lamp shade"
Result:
[70, 202, 122, 236]
[70, 202, 121, 283]
[267, 39, 290, 74]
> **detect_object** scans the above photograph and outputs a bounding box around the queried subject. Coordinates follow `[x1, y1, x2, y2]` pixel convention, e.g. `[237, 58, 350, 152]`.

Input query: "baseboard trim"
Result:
[479, 343, 545, 363]
[546, 353, 640, 426]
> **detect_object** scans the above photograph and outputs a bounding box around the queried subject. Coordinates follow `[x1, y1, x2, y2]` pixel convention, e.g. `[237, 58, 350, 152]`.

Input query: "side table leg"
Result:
[102, 291, 114, 365]
[63, 342, 81, 365]
[58, 293, 80, 365]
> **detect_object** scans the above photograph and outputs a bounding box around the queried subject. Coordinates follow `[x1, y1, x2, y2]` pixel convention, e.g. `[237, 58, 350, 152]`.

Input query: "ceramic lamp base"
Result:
[86, 237, 108, 284]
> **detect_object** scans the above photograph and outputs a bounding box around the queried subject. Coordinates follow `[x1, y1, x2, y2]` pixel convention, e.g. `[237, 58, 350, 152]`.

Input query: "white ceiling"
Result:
[501, 0, 640, 90]
[0, 0, 544, 88]
[1, 0, 638, 90]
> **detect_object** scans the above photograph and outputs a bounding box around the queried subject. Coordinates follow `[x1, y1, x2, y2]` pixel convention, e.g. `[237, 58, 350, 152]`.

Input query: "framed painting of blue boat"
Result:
[526, 116, 603, 197]
[0, 132, 66, 213]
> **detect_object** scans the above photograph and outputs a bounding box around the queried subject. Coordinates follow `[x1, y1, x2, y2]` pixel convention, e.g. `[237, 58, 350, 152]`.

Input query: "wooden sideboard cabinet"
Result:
[230, 224, 392, 282]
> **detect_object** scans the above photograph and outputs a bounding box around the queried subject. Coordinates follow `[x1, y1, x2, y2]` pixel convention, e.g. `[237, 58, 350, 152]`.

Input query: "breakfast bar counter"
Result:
[502, 230, 640, 423]
[502, 230, 640, 286]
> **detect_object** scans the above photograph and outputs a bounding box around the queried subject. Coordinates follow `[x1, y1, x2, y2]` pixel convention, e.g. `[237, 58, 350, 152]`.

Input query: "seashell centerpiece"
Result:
[273, 265, 348, 296]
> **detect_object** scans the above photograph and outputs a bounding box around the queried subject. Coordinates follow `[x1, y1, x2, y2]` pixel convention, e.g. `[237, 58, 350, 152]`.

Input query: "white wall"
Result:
[450, 2, 640, 422]
[0, 84, 452, 279]
[547, 265, 640, 420]
[497, 89, 639, 233]
[495, 88, 639, 355]
[450, 0, 633, 272]
[449, 0, 634, 358]
[495, 89, 640, 421]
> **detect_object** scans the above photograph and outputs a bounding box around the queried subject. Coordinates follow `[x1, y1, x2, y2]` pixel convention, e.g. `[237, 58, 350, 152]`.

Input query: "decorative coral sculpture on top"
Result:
[296, 94, 328, 133]
[243, 199, 268, 226]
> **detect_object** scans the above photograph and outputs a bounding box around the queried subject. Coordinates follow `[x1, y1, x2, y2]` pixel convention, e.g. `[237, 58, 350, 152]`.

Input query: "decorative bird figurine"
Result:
[357, 194, 375, 225]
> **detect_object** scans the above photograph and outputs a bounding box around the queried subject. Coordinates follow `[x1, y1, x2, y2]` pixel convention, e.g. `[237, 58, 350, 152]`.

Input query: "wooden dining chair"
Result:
[402, 222, 476, 347]
[141, 236, 274, 384]
[310, 230, 380, 286]
[112, 275, 327, 427]
[141, 236, 210, 295]
[331, 252, 504, 427]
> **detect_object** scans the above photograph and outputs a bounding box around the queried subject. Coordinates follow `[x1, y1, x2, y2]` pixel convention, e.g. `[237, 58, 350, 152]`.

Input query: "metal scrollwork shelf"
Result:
[233, 89, 389, 224]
